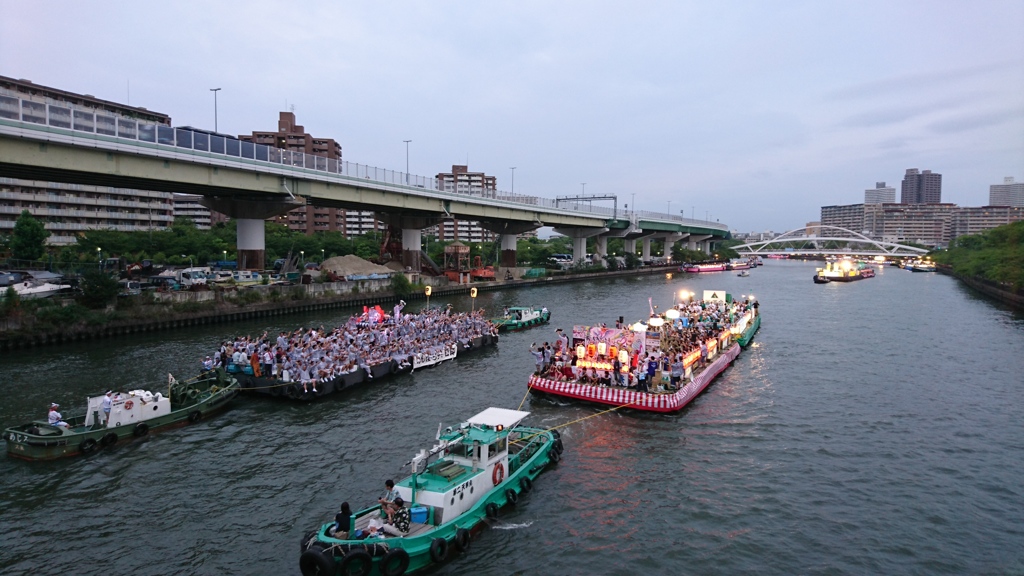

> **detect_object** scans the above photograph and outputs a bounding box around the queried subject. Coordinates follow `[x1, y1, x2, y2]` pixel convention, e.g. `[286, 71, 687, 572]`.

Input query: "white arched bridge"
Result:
[734, 225, 929, 257]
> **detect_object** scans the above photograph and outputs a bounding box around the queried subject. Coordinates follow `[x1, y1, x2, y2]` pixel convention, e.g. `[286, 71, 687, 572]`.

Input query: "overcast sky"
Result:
[2, 1, 1022, 233]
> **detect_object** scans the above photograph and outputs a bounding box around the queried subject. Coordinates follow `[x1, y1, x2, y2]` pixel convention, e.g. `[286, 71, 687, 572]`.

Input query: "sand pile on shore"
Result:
[322, 255, 392, 276]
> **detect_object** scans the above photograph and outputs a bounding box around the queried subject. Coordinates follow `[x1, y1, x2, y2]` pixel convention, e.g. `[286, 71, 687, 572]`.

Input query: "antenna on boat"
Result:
[436, 422, 442, 440]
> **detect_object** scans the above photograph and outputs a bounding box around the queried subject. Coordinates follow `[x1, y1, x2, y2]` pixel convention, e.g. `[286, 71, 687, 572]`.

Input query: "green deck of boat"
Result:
[397, 461, 483, 493]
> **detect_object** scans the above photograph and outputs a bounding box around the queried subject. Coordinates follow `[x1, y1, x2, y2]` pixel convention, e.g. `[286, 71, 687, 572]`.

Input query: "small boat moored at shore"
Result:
[298, 407, 561, 576]
[3, 370, 239, 461]
[490, 306, 550, 332]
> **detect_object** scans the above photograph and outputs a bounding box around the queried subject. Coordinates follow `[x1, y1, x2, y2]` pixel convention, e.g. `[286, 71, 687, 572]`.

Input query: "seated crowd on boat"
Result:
[533, 297, 758, 392]
[203, 304, 498, 391]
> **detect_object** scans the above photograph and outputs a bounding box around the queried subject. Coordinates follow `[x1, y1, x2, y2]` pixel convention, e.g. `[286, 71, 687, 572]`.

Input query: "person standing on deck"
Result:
[530, 343, 545, 375]
[100, 391, 113, 425]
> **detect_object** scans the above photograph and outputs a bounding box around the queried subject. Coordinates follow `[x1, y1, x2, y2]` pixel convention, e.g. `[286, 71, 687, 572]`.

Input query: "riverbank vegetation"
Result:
[931, 221, 1024, 290]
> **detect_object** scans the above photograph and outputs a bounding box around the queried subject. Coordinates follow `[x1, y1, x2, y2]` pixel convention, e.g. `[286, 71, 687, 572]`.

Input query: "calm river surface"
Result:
[1, 260, 1022, 575]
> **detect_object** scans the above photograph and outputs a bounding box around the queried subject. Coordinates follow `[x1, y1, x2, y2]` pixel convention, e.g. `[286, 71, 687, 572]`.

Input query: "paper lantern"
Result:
[631, 322, 647, 332]
[576, 345, 586, 358]
[648, 317, 665, 328]
[618, 349, 629, 364]
[609, 345, 618, 358]
[596, 342, 607, 356]
[665, 309, 680, 320]
[586, 343, 596, 357]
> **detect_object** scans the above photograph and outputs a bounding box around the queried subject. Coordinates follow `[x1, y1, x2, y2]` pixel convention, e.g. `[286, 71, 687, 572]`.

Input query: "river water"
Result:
[1, 260, 1022, 575]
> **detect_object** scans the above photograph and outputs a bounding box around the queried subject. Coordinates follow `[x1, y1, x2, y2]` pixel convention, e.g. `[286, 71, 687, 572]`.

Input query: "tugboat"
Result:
[490, 306, 551, 332]
[3, 370, 239, 461]
[298, 408, 562, 576]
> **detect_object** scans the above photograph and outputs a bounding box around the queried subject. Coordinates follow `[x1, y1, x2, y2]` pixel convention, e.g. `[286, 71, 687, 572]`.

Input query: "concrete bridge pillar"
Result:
[573, 236, 587, 264]
[402, 228, 422, 271]
[553, 226, 608, 265]
[477, 220, 541, 276]
[500, 234, 518, 268]
[624, 238, 637, 256]
[662, 233, 686, 263]
[595, 236, 608, 259]
[687, 234, 712, 254]
[200, 196, 304, 270]
[642, 238, 652, 262]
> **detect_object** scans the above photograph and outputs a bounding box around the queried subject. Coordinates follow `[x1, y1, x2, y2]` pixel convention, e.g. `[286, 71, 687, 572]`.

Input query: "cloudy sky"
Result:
[2, 1, 1022, 233]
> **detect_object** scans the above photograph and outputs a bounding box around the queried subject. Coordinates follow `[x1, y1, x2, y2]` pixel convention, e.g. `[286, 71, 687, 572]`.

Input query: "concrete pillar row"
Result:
[642, 238, 652, 262]
[402, 228, 422, 271]
[624, 238, 637, 256]
[664, 238, 675, 262]
[595, 236, 608, 259]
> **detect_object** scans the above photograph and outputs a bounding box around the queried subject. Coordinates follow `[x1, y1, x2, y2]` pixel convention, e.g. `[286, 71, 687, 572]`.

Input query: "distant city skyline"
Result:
[1, 1, 1021, 231]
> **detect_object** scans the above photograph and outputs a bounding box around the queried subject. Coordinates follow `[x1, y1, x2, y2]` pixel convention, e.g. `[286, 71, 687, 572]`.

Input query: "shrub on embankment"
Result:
[931, 221, 1024, 291]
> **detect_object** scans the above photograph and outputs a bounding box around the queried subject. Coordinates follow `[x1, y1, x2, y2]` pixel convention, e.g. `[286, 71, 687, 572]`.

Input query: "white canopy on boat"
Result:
[468, 407, 530, 429]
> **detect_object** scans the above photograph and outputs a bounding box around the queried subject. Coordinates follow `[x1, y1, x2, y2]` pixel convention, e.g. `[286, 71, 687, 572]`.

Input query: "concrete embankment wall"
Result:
[0, 266, 678, 351]
[938, 266, 1024, 310]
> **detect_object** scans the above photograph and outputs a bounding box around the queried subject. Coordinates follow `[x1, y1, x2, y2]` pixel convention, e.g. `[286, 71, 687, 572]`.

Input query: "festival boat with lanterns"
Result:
[813, 258, 872, 283]
[490, 306, 551, 332]
[527, 291, 759, 413]
[682, 262, 728, 273]
[298, 407, 562, 576]
[3, 370, 239, 461]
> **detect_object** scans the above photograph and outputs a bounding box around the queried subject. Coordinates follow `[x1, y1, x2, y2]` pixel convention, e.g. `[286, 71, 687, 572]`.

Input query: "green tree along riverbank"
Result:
[931, 221, 1024, 307]
[931, 221, 1024, 289]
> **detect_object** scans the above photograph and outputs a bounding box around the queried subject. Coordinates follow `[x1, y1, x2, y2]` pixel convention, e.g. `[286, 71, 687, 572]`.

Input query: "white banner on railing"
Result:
[412, 342, 458, 370]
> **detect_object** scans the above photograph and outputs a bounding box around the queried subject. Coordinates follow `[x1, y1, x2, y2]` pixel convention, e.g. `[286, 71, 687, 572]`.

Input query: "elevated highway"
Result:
[0, 98, 729, 270]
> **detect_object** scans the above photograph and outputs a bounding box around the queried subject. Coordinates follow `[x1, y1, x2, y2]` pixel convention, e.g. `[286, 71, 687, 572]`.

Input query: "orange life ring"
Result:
[492, 462, 504, 485]
[124, 400, 134, 410]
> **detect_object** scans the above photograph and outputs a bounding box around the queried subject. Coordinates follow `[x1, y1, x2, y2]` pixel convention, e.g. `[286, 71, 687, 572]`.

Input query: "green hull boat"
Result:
[736, 313, 761, 347]
[491, 306, 550, 332]
[299, 407, 563, 576]
[3, 370, 239, 461]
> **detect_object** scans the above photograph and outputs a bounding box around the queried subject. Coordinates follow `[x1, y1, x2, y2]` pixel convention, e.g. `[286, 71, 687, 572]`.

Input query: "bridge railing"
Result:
[0, 92, 727, 231]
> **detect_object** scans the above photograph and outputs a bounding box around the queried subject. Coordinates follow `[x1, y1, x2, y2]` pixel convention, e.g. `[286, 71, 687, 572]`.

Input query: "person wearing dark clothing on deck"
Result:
[332, 502, 353, 537]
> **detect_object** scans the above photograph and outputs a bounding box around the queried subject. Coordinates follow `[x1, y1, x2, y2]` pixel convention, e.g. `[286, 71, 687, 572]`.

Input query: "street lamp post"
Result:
[210, 88, 221, 132]
[403, 140, 411, 185]
[667, 200, 672, 216]
[97, 247, 101, 268]
[581, 183, 586, 195]
[181, 254, 192, 269]
[300, 250, 304, 264]
[510, 167, 516, 196]
[321, 248, 325, 262]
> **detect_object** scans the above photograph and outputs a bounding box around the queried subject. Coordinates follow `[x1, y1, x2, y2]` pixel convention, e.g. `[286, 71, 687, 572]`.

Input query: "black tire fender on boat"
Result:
[188, 411, 202, 423]
[429, 537, 448, 563]
[485, 502, 499, 520]
[298, 546, 337, 576]
[505, 488, 518, 506]
[549, 448, 560, 463]
[389, 361, 399, 375]
[550, 429, 561, 440]
[520, 476, 533, 493]
[133, 423, 149, 438]
[299, 530, 317, 553]
[338, 549, 373, 576]
[100, 432, 118, 447]
[454, 527, 471, 552]
[554, 438, 564, 454]
[79, 438, 98, 454]
[379, 547, 410, 576]
[285, 384, 302, 400]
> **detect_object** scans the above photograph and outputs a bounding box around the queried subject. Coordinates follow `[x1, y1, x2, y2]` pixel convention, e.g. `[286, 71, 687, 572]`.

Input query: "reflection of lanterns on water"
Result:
[665, 308, 680, 320]
[576, 345, 586, 358]
[597, 342, 607, 356]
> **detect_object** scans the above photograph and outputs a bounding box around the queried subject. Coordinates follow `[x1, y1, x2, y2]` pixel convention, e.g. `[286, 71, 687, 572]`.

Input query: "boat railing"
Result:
[507, 428, 550, 473]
